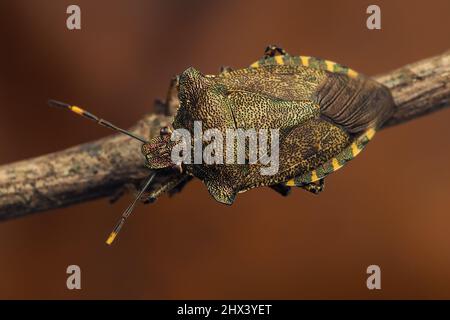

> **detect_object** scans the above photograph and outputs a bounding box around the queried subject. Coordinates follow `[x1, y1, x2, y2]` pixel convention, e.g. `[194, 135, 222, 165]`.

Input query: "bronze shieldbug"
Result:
[50, 46, 395, 243]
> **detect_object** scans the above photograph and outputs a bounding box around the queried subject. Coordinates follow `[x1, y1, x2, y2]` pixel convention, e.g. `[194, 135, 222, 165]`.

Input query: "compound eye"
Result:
[160, 126, 172, 136]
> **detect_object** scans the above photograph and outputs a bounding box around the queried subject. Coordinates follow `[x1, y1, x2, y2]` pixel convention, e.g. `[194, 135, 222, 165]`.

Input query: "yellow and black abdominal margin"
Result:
[285, 127, 376, 186]
[249, 54, 359, 79]
[249, 54, 375, 189]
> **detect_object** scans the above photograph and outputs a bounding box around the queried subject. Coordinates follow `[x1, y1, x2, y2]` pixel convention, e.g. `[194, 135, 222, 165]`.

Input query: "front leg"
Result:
[143, 173, 192, 203]
[154, 75, 180, 116]
[220, 66, 233, 74]
[111, 171, 191, 205]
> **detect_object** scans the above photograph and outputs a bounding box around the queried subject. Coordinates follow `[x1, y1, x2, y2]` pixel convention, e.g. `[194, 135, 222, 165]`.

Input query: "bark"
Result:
[0, 51, 449, 220]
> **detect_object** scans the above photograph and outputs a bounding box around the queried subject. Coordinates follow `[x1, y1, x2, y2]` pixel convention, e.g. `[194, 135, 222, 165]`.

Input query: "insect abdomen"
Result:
[315, 73, 395, 134]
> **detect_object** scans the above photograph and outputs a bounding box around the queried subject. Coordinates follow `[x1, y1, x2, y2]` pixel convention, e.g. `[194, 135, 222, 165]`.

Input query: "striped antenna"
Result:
[48, 99, 149, 143]
[106, 172, 156, 245]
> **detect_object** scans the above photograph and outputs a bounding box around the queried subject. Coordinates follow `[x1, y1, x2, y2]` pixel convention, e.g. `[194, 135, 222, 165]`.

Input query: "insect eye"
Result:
[160, 126, 170, 136]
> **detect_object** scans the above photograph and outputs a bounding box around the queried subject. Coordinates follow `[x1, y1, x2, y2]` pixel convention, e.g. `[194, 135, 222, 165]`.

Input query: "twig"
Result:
[378, 50, 450, 128]
[0, 51, 449, 220]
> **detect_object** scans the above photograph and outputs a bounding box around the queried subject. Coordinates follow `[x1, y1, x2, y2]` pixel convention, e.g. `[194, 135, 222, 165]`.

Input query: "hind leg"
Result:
[281, 178, 325, 195]
[301, 179, 325, 195]
[270, 183, 292, 196]
[263, 45, 288, 58]
[250, 45, 290, 68]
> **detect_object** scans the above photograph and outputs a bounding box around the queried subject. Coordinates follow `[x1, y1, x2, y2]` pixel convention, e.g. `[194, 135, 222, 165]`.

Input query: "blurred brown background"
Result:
[0, 0, 449, 299]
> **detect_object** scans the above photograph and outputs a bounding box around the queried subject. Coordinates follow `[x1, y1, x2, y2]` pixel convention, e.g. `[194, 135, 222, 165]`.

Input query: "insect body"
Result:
[51, 46, 395, 243]
[144, 46, 395, 204]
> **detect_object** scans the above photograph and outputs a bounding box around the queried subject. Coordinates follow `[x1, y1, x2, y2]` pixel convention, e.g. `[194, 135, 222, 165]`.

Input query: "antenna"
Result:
[48, 99, 149, 143]
[105, 172, 157, 245]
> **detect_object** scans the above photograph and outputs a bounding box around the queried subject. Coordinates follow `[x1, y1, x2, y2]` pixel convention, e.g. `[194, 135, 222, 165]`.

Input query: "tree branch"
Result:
[0, 51, 449, 221]
[378, 50, 450, 128]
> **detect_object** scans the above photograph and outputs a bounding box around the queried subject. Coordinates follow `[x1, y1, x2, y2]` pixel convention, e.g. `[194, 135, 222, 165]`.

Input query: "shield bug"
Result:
[50, 45, 395, 244]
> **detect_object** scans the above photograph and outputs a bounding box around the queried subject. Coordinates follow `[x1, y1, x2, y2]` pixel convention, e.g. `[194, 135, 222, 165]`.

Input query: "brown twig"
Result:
[0, 51, 449, 221]
[378, 50, 450, 128]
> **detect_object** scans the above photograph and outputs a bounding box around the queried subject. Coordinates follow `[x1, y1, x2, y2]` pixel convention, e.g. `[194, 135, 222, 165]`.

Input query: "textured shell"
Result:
[173, 55, 395, 204]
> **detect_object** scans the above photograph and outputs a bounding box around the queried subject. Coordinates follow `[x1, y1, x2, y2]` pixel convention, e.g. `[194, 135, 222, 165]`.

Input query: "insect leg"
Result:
[269, 183, 292, 197]
[250, 45, 290, 68]
[301, 179, 325, 195]
[264, 45, 289, 58]
[154, 75, 180, 116]
[109, 185, 128, 204]
[110, 171, 191, 205]
[167, 175, 193, 197]
[282, 174, 325, 195]
[142, 173, 192, 203]
[219, 66, 233, 74]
